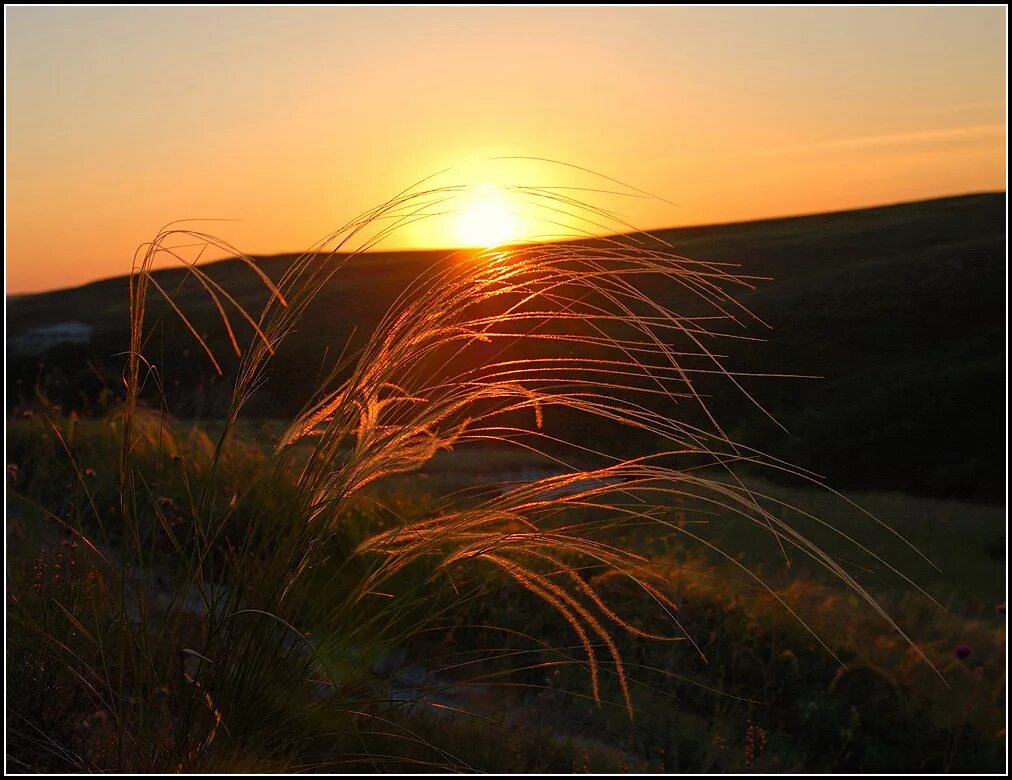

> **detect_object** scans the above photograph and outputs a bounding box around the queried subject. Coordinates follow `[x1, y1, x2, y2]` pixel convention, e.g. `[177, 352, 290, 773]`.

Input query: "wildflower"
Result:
[84, 467, 97, 478]
[33, 550, 46, 594]
[60, 539, 78, 578]
[953, 643, 972, 661]
[744, 722, 767, 768]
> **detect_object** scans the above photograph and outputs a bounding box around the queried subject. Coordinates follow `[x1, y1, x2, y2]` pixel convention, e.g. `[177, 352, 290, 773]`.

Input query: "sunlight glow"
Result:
[454, 187, 519, 248]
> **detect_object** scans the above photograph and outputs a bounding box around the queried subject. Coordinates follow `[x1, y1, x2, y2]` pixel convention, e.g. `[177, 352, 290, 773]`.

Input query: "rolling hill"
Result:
[6, 192, 1005, 503]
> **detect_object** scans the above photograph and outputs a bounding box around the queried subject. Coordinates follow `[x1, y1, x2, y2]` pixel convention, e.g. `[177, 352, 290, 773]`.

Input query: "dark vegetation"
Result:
[6, 419, 1005, 772]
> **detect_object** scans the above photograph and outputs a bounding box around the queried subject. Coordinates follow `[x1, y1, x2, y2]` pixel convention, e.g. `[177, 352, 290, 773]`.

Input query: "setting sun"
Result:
[454, 188, 519, 248]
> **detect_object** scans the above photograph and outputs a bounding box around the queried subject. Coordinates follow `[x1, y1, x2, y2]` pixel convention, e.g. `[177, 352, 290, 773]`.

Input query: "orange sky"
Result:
[5, 6, 1007, 293]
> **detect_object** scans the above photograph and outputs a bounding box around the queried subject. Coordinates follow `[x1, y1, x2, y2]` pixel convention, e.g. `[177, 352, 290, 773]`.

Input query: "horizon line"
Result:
[7, 189, 1005, 298]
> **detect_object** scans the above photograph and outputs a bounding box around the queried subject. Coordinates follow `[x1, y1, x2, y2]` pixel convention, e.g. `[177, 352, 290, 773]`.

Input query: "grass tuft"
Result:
[6, 166, 959, 772]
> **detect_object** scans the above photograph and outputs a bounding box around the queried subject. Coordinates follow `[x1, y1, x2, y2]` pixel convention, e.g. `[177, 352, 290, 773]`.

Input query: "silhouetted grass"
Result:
[7, 167, 987, 772]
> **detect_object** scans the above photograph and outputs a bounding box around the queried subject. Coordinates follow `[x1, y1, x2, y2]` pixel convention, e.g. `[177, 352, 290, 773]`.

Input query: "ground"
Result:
[7, 417, 1005, 772]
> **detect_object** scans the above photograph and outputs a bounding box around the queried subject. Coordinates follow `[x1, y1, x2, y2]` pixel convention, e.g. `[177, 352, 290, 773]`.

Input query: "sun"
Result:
[454, 187, 519, 248]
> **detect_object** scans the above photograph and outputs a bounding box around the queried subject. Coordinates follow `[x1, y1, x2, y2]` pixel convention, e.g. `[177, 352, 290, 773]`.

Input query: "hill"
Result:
[6, 192, 1005, 503]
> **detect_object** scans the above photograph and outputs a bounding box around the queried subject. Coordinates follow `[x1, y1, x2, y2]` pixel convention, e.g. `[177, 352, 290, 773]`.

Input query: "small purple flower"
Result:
[954, 643, 972, 661]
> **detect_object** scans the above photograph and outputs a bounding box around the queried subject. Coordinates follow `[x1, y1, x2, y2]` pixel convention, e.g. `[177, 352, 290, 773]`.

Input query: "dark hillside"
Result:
[7, 193, 1005, 503]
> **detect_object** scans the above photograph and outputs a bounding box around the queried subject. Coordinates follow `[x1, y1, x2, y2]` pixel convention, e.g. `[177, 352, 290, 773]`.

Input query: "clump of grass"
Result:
[7, 164, 936, 771]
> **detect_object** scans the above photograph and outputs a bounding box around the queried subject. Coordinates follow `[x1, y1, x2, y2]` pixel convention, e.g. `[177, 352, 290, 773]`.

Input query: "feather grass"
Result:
[7, 163, 936, 771]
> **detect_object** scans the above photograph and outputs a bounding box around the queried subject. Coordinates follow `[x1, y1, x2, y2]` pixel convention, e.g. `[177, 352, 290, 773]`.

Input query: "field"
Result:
[5, 193, 1006, 773]
[6, 418, 1005, 772]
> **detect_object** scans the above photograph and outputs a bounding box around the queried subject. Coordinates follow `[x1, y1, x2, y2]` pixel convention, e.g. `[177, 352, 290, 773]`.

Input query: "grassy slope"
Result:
[7, 416, 1005, 772]
[6, 193, 1006, 502]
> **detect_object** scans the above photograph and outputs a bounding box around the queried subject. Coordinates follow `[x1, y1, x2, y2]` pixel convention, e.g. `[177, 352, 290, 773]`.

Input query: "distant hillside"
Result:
[6, 193, 1005, 503]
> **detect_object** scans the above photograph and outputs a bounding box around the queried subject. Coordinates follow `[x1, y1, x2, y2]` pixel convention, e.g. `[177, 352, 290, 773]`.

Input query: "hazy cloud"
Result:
[760, 124, 1005, 157]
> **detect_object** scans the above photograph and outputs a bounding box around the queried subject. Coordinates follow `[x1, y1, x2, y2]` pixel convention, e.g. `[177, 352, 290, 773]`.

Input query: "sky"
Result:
[5, 6, 1007, 293]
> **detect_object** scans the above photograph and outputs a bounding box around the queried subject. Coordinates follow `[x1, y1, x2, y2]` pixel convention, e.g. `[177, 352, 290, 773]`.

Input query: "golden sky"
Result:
[6, 6, 1007, 293]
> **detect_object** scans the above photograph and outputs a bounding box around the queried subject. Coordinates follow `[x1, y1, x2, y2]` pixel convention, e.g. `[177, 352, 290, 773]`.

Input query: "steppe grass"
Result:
[7, 171, 992, 772]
